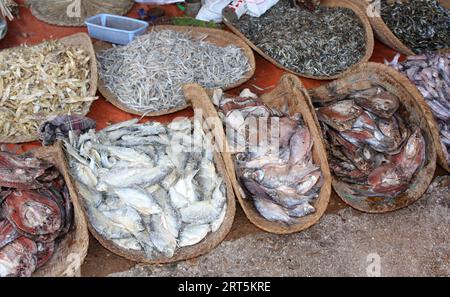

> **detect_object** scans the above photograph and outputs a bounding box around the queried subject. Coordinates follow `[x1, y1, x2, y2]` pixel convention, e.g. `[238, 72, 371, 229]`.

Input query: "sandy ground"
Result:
[80, 176, 450, 277]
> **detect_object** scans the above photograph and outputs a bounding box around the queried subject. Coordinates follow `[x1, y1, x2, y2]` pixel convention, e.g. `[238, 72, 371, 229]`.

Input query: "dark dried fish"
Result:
[316, 85, 426, 199]
[232, 0, 366, 76]
[381, 0, 450, 53]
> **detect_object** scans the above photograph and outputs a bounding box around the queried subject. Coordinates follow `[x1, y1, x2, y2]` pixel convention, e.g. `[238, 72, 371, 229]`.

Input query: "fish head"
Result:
[355, 92, 400, 118]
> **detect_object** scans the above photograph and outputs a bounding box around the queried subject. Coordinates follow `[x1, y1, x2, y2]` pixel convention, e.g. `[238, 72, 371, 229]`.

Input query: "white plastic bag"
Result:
[246, 0, 278, 17]
[134, 0, 183, 5]
[196, 0, 230, 23]
[196, 0, 278, 22]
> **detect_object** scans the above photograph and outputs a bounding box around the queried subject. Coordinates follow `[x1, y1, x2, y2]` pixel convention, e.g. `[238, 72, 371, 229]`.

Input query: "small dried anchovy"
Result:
[97, 30, 251, 113]
[0, 41, 95, 139]
[381, 0, 450, 54]
[232, 0, 366, 76]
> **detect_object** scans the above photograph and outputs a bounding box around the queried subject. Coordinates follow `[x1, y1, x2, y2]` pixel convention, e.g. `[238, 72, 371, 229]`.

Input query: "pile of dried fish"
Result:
[64, 118, 227, 259]
[213, 89, 322, 225]
[0, 152, 73, 277]
[381, 0, 450, 53]
[231, 0, 366, 76]
[0, 41, 96, 139]
[97, 30, 251, 113]
[316, 86, 426, 198]
[387, 52, 450, 166]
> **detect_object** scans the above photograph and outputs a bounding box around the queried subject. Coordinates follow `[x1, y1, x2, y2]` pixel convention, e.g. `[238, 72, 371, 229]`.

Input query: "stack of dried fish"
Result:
[0, 152, 73, 277]
[231, 0, 366, 76]
[316, 86, 426, 198]
[213, 90, 322, 225]
[64, 118, 227, 259]
[0, 41, 96, 140]
[381, 0, 450, 53]
[97, 30, 251, 113]
[387, 52, 450, 166]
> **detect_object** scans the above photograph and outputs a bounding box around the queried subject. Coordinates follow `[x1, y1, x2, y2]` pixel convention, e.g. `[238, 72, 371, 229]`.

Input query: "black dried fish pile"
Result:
[381, 0, 450, 54]
[232, 0, 366, 76]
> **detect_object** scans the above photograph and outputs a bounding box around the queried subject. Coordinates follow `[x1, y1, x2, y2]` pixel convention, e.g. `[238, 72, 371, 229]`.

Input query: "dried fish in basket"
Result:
[387, 52, 450, 173]
[311, 62, 436, 213]
[0, 143, 89, 276]
[63, 117, 235, 263]
[349, 0, 450, 55]
[0, 33, 98, 143]
[183, 74, 332, 234]
[223, 0, 374, 80]
[95, 25, 255, 117]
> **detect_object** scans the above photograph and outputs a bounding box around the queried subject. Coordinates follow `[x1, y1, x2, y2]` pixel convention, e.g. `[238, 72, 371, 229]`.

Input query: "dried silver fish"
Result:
[97, 29, 251, 113]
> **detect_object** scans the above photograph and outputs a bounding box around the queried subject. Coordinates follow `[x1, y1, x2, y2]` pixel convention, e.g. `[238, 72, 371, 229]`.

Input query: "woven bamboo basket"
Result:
[30, 143, 89, 277]
[223, 0, 374, 80]
[348, 0, 450, 55]
[183, 74, 332, 234]
[26, 0, 134, 27]
[68, 124, 236, 264]
[95, 25, 256, 117]
[310, 62, 437, 213]
[0, 33, 98, 143]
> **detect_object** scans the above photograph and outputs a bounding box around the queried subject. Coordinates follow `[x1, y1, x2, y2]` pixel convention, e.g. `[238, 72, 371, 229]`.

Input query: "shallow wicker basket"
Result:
[310, 62, 437, 213]
[26, 0, 134, 27]
[31, 143, 89, 277]
[94, 25, 256, 117]
[183, 73, 332, 234]
[0, 33, 98, 144]
[67, 123, 236, 264]
[348, 0, 450, 55]
[223, 0, 374, 80]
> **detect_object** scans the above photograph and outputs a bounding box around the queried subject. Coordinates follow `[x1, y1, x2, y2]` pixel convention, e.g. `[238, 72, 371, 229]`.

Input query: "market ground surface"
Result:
[1, 1, 449, 277]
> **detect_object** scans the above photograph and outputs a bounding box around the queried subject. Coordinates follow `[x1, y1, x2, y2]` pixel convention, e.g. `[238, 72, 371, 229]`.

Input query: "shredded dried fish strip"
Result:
[97, 30, 251, 113]
[0, 40, 97, 139]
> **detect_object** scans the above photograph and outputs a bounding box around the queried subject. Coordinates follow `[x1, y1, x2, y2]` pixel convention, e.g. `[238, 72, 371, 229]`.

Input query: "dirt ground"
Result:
[81, 175, 449, 277]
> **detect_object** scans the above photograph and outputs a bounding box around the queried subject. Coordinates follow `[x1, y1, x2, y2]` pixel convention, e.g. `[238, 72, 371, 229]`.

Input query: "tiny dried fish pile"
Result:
[0, 41, 96, 139]
[64, 118, 227, 259]
[388, 52, 450, 166]
[0, 152, 73, 277]
[381, 0, 450, 53]
[316, 86, 427, 198]
[213, 90, 322, 225]
[97, 30, 251, 113]
[232, 1, 366, 76]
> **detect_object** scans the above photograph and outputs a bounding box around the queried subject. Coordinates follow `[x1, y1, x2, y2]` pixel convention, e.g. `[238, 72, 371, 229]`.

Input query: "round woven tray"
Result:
[223, 0, 374, 80]
[26, 0, 134, 27]
[183, 74, 333, 234]
[95, 25, 256, 117]
[310, 62, 437, 213]
[0, 33, 98, 144]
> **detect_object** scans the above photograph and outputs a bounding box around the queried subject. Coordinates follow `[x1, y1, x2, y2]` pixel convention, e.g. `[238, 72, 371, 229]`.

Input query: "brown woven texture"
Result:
[68, 128, 236, 264]
[183, 74, 332, 234]
[32, 142, 89, 277]
[223, 0, 374, 80]
[0, 33, 98, 143]
[348, 0, 450, 55]
[310, 62, 437, 213]
[95, 25, 256, 117]
[26, 0, 134, 27]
